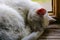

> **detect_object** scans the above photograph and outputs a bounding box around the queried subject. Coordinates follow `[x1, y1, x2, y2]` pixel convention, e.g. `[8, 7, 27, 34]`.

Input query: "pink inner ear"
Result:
[36, 8, 46, 15]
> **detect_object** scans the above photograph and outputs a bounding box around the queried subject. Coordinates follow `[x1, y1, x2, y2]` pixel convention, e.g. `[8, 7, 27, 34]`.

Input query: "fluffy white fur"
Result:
[0, 0, 31, 19]
[0, 4, 25, 40]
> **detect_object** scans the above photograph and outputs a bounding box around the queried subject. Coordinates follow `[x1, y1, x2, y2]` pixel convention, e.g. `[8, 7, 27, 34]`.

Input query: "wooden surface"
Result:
[39, 24, 60, 40]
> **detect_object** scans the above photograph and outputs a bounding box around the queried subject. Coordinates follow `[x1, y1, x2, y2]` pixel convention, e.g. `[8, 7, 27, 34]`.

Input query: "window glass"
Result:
[32, 0, 52, 11]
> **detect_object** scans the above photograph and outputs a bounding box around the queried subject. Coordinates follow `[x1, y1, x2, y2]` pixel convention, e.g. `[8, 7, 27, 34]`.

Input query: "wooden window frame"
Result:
[49, 0, 57, 17]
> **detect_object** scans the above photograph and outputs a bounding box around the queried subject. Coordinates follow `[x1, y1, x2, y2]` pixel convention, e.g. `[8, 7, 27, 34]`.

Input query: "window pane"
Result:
[32, 0, 52, 11]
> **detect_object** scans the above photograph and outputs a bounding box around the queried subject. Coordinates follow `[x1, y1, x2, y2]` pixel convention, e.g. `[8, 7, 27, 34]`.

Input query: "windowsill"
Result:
[48, 13, 56, 17]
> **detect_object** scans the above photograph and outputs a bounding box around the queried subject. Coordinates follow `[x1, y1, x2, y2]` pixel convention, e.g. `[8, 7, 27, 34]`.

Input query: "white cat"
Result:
[0, 0, 56, 40]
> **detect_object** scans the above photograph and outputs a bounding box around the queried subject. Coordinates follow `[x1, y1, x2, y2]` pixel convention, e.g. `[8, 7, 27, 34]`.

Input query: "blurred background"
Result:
[32, 0, 52, 11]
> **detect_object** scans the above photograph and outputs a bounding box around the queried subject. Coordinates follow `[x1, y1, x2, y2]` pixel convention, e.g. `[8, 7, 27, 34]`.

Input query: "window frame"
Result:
[49, 0, 57, 17]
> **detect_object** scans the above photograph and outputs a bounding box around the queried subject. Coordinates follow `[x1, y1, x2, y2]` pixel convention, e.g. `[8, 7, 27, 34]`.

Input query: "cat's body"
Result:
[0, 4, 26, 40]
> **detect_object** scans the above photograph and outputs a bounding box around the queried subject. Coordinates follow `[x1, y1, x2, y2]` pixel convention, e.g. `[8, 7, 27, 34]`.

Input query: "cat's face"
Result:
[27, 7, 56, 31]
